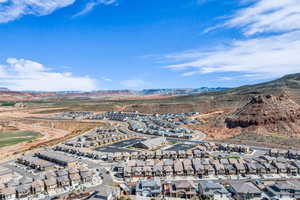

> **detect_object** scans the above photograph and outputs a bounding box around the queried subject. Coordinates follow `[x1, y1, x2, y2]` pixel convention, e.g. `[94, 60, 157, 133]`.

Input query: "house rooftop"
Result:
[231, 182, 261, 194]
[199, 180, 229, 195]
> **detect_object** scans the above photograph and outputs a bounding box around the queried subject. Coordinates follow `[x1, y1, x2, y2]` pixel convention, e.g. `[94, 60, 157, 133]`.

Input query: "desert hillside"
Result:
[124, 73, 300, 114]
[123, 73, 300, 141]
[225, 94, 300, 136]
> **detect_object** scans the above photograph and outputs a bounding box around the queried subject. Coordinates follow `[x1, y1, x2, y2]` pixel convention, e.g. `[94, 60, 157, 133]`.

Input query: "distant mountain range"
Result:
[139, 87, 228, 96]
[0, 87, 229, 101]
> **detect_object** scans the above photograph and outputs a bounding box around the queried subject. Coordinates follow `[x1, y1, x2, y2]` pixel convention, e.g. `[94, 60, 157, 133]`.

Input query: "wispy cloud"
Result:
[0, 0, 117, 23]
[226, 0, 300, 35]
[101, 77, 112, 82]
[166, 31, 300, 78]
[164, 0, 300, 80]
[73, 0, 117, 17]
[0, 58, 98, 91]
[0, 0, 76, 23]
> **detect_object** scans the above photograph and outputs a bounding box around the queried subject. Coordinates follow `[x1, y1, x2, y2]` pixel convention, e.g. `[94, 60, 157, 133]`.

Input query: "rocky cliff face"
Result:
[225, 94, 300, 136]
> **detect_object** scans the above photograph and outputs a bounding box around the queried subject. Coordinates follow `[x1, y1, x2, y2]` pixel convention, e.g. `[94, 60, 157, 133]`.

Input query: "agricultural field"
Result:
[0, 130, 42, 148]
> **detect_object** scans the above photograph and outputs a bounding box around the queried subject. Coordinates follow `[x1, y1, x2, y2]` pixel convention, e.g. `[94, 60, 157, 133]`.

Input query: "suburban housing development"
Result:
[1, 111, 300, 200]
[1, 0, 300, 199]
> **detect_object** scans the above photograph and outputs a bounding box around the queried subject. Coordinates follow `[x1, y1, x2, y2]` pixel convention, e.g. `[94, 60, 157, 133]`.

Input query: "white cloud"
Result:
[120, 79, 146, 88]
[73, 0, 117, 17]
[0, 0, 117, 23]
[226, 0, 300, 35]
[166, 31, 300, 78]
[102, 77, 112, 82]
[0, 0, 76, 23]
[164, 0, 300, 80]
[0, 58, 98, 91]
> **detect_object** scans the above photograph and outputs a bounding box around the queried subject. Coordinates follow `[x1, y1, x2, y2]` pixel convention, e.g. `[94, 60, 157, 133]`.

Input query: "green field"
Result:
[0, 131, 42, 148]
[0, 102, 16, 106]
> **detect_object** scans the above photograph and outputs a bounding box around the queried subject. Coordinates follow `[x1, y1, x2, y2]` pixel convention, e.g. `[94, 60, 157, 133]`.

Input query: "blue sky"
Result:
[0, 0, 299, 91]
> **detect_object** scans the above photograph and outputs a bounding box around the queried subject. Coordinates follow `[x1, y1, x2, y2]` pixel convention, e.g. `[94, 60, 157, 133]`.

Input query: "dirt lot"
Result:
[220, 132, 300, 150]
[0, 106, 107, 161]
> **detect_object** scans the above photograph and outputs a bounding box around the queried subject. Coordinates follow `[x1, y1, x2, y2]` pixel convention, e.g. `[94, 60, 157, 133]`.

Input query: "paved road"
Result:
[97, 167, 115, 186]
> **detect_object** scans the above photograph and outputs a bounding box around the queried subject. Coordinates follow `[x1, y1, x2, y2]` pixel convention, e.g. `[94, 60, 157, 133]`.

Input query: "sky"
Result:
[0, 0, 299, 91]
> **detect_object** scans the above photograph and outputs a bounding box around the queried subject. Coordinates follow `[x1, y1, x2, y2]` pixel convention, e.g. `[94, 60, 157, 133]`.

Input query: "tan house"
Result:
[45, 178, 57, 193]
[31, 180, 45, 194]
[0, 187, 16, 200]
[165, 181, 198, 199]
[174, 161, 184, 176]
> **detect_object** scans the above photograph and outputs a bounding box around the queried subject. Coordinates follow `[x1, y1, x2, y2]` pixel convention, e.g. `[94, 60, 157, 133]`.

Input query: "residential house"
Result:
[163, 165, 173, 176]
[31, 180, 45, 195]
[163, 159, 173, 167]
[245, 163, 258, 174]
[131, 152, 138, 160]
[278, 149, 288, 157]
[165, 181, 198, 199]
[45, 177, 57, 193]
[213, 162, 226, 175]
[287, 164, 298, 175]
[0, 187, 16, 200]
[199, 180, 230, 200]
[153, 164, 163, 177]
[186, 150, 193, 159]
[174, 161, 184, 176]
[155, 151, 162, 159]
[266, 180, 300, 199]
[263, 163, 278, 174]
[57, 176, 70, 188]
[178, 150, 186, 159]
[69, 173, 81, 187]
[193, 149, 202, 158]
[135, 178, 162, 197]
[225, 164, 237, 175]
[292, 161, 300, 173]
[273, 162, 287, 174]
[220, 159, 230, 165]
[192, 158, 205, 175]
[144, 166, 153, 177]
[234, 163, 246, 174]
[80, 168, 93, 183]
[124, 167, 132, 177]
[182, 159, 194, 176]
[230, 182, 262, 200]
[204, 164, 215, 176]
[16, 185, 31, 199]
[255, 163, 267, 174]
[145, 152, 155, 159]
